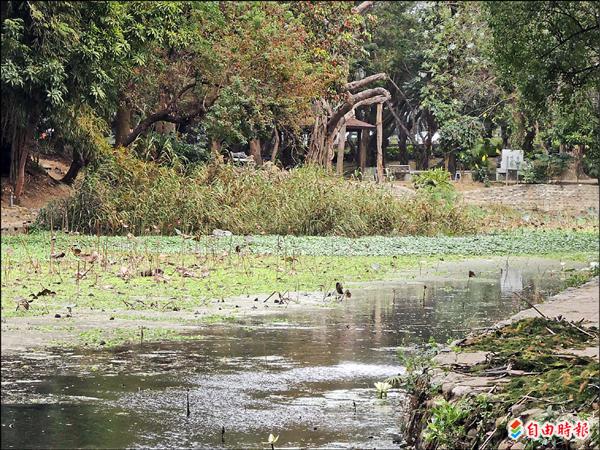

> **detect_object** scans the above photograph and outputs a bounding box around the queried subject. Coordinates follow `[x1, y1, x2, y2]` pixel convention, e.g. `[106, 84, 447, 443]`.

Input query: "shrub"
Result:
[521, 153, 572, 183]
[37, 152, 475, 236]
[412, 168, 453, 191]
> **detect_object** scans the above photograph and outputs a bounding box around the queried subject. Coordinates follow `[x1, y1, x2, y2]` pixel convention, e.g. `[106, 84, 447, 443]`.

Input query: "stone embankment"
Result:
[406, 278, 599, 449]
[462, 183, 599, 215]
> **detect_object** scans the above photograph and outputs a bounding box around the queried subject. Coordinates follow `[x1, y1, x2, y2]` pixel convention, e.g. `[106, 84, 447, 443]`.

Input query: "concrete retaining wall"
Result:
[462, 183, 599, 214]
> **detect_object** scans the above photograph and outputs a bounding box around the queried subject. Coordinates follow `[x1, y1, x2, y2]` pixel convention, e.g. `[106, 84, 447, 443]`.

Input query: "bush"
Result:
[472, 166, 491, 185]
[412, 168, 453, 191]
[582, 147, 599, 180]
[131, 131, 210, 171]
[37, 151, 475, 236]
[521, 153, 572, 183]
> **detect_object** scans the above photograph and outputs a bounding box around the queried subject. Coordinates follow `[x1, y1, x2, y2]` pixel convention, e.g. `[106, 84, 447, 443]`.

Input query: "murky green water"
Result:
[1, 258, 585, 448]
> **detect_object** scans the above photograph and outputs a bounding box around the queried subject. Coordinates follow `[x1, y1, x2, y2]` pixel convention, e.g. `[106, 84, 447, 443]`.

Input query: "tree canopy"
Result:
[1, 0, 598, 198]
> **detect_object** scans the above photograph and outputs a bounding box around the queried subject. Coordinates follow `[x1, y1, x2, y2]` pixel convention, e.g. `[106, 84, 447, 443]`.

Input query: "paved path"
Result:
[498, 277, 599, 328]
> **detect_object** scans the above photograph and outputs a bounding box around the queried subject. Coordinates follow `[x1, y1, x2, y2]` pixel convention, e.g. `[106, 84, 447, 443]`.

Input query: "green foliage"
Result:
[564, 266, 600, 288]
[418, 3, 504, 153]
[583, 148, 600, 180]
[131, 131, 210, 171]
[424, 399, 469, 446]
[18, 229, 600, 258]
[411, 169, 456, 204]
[521, 153, 572, 184]
[37, 153, 475, 236]
[486, 2, 600, 108]
[390, 341, 440, 393]
[412, 169, 452, 191]
[486, 2, 599, 172]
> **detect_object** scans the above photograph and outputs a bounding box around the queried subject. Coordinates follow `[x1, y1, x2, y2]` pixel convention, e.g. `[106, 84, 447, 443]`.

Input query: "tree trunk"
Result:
[249, 138, 262, 166]
[445, 151, 457, 175]
[522, 128, 535, 153]
[500, 123, 510, 148]
[359, 128, 369, 173]
[417, 111, 435, 170]
[114, 102, 131, 147]
[398, 129, 408, 165]
[307, 78, 390, 167]
[61, 148, 85, 185]
[306, 104, 328, 165]
[376, 103, 383, 183]
[336, 123, 347, 176]
[270, 128, 280, 162]
[10, 116, 37, 201]
[211, 139, 223, 163]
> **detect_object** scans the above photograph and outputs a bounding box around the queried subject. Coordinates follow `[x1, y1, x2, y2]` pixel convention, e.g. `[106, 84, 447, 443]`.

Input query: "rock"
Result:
[434, 350, 490, 367]
[510, 403, 526, 416]
[511, 442, 526, 450]
[467, 428, 477, 438]
[497, 440, 511, 450]
[441, 383, 455, 396]
[495, 416, 508, 428]
[451, 385, 473, 397]
[212, 229, 232, 237]
[390, 433, 403, 444]
[449, 338, 465, 347]
[520, 408, 544, 419]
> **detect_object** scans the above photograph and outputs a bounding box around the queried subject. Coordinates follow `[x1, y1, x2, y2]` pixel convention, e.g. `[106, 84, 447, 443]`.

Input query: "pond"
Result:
[0, 257, 584, 449]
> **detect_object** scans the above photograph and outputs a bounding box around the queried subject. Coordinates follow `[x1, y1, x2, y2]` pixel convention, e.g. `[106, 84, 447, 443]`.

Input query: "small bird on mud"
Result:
[335, 282, 351, 299]
[468, 270, 476, 278]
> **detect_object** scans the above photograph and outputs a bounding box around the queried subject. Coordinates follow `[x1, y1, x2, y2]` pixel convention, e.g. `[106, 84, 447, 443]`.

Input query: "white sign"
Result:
[499, 149, 524, 173]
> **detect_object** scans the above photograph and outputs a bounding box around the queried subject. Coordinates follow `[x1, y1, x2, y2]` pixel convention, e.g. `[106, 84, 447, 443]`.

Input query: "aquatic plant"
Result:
[266, 433, 279, 450]
[375, 381, 392, 398]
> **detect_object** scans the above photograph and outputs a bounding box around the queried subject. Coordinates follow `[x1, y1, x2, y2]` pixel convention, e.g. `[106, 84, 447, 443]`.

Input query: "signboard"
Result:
[499, 149, 524, 172]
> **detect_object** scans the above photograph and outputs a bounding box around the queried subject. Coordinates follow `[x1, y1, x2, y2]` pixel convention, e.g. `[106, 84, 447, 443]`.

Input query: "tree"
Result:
[486, 1, 600, 177]
[417, 2, 507, 173]
[1, 1, 186, 198]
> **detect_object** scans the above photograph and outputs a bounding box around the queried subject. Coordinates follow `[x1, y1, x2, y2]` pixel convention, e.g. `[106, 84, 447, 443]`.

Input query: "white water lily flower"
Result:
[374, 381, 392, 393]
[268, 434, 279, 444]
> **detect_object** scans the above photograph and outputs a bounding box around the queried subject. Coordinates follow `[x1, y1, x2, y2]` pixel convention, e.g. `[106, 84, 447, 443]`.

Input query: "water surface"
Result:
[1, 257, 584, 448]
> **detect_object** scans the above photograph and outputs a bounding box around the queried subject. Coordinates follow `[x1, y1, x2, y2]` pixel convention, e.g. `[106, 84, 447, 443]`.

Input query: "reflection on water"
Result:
[1, 258, 585, 449]
[500, 265, 524, 295]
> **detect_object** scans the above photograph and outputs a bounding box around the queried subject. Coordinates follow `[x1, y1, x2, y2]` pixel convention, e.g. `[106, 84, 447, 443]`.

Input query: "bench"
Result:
[229, 151, 254, 165]
[387, 164, 411, 180]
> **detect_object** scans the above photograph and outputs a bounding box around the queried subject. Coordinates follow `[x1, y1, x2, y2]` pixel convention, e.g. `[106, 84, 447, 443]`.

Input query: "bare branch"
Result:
[327, 87, 390, 134]
[344, 73, 387, 92]
[386, 100, 418, 146]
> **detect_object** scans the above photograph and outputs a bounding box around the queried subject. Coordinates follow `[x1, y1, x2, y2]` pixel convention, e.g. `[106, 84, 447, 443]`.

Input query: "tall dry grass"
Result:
[37, 151, 474, 236]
